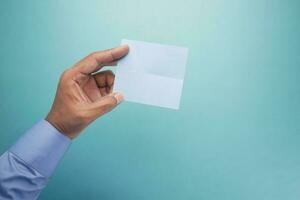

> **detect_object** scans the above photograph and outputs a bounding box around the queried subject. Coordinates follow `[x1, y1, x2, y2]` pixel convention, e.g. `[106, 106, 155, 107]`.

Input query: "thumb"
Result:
[90, 92, 124, 118]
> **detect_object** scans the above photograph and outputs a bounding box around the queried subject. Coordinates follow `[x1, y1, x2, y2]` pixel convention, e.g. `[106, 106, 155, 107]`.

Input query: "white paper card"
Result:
[114, 39, 188, 109]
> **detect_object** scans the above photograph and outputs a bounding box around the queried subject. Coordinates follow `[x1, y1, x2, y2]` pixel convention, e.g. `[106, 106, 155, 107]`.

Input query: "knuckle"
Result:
[99, 98, 117, 113]
[107, 97, 118, 108]
[62, 68, 70, 75]
[106, 70, 114, 75]
[105, 70, 114, 77]
[89, 52, 102, 65]
[100, 104, 113, 114]
[59, 69, 74, 85]
[61, 69, 70, 79]
[89, 52, 98, 59]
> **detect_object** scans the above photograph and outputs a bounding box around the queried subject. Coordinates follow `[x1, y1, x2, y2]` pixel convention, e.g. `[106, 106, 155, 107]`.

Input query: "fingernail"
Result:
[114, 93, 124, 104]
[121, 44, 130, 50]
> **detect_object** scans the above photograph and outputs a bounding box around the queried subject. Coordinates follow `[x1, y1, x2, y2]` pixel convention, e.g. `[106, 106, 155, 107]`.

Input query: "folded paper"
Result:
[114, 39, 188, 109]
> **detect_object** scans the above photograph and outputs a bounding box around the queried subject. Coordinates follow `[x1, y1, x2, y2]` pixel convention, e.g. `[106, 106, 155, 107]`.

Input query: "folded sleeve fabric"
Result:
[0, 120, 71, 200]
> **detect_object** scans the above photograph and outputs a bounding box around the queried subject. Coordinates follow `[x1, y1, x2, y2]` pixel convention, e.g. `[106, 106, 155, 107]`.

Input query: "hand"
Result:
[46, 45, 129, 139]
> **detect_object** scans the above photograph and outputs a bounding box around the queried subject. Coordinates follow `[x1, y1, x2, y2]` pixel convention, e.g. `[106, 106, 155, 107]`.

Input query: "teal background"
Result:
[1, 0, 300, 199]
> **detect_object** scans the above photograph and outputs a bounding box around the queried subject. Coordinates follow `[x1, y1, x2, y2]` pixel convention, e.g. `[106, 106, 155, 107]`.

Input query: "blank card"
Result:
[113, 39, 188, 109]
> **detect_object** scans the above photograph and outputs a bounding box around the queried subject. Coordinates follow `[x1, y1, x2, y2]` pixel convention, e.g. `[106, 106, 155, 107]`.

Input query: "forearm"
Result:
[0, 120, 71, 200]
[0, 46, 128, 199]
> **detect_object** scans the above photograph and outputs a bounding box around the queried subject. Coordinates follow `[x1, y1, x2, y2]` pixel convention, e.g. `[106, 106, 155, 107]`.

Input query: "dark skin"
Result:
[80, 70, 115, 101]
[46, 45, 129, 139]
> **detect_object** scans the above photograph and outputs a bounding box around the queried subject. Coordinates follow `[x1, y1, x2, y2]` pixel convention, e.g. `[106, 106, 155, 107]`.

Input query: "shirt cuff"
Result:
[10, 119, 71, 178]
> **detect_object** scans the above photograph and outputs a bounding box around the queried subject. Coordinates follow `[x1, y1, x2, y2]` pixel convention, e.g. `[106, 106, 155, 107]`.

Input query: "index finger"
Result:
[73, 45, 129, 74]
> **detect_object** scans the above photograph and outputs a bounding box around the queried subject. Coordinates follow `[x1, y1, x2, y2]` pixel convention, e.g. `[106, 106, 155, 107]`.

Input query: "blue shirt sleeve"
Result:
[0, 120, 71, 200]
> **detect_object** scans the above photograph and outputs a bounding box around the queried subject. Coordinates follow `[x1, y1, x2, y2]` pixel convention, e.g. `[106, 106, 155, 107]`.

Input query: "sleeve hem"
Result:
[10, 119, 71, 178]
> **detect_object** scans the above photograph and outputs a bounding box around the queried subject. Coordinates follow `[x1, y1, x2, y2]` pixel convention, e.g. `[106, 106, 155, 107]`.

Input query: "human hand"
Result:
[46, 45, 129, 139]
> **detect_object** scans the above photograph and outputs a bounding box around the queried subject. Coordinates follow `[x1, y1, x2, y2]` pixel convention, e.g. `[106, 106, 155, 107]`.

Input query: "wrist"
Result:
[45, 112, 75, 140]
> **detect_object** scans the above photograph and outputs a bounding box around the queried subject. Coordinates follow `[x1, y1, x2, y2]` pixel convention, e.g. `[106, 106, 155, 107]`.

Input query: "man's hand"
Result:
[46, 45, 129, 139]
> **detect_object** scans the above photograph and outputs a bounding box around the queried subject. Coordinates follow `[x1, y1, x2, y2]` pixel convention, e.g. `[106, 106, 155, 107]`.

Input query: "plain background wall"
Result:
[0, 0, 300, 199]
